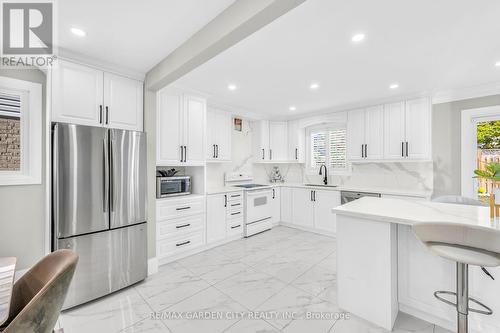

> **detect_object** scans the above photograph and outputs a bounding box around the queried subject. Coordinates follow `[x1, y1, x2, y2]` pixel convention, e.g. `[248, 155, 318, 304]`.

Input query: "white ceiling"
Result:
[58, 0, 235, 75]
[175, 0, 500, 117]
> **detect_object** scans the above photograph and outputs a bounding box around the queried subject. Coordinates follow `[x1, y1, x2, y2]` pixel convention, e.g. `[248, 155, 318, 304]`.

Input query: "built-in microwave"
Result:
[156, 176, 191, 198]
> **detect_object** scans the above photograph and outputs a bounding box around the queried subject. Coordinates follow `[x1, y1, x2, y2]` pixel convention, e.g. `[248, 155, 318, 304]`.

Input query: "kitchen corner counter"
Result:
[333, 197, 500, 232]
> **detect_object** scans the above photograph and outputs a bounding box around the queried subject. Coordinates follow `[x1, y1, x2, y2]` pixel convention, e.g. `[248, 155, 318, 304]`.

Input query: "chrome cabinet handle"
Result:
[231, 225, 241, 229]
[362, 144, 364, 158]
[176, 206, 191, 211]
[231, 203, 240, 207]
[406, 142, 409, 157]
[213, 144, 216, 158]
[262, 149, 265, 160]
[231, 212, 241, 216]
[105, 106, 109, 125]
[180, 146, 183, 162]
[364, 144, 368, 158]
[402, 142, 404, 157]
[99, 105, 103, 124]
[224, 195, 227, 207]
[176, 224, 191, 229]
[295, 148, 298, 160]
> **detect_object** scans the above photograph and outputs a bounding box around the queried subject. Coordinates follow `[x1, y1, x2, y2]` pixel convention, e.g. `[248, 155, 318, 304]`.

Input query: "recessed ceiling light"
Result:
[351, 33, 365, 43]
[71, 27, 86, 37]
[495, 61, 500, 67]
[389, 83, 399, 89]
[289, 106, 297, 111]
[309, 83, 320, 90]
[227, 84, 237, 91]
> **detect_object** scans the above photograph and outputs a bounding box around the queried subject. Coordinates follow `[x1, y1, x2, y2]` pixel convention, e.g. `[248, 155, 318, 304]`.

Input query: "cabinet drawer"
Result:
[227, 218, 244, 237]
[157, 230, 205, 258]
[156, 214, 205, 241]
[227, 192, 243, 202]
[227, 207, 243, 219]
[157, 196, 205, 221]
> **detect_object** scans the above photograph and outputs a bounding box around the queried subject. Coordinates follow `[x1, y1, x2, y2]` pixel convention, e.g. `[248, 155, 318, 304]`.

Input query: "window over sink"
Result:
[307, 124, 348, 175]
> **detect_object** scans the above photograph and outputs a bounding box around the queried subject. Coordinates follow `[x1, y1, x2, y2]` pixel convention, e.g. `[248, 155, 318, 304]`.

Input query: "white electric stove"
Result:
[225, 173, 273, 237]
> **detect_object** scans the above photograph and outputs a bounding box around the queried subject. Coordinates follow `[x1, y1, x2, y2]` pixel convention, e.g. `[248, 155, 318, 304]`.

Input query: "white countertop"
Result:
[206, 183, 431, 198]
[333, 197, 500, 232]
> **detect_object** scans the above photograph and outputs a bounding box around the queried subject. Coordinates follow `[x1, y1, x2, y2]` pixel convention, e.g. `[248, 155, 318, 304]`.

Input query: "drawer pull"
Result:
[231, 194, 241, 198]
[176, 240, 191, 247]
[176, 206, 191, 211]
[231, 203, 241, 207]
[231, 212, 241, 216]
[176, 223, 191, 229]
[231, 225, 241, 229]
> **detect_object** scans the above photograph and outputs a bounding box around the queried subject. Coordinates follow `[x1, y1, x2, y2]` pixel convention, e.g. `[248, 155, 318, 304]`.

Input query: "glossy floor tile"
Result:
[61, 226, 452, 333]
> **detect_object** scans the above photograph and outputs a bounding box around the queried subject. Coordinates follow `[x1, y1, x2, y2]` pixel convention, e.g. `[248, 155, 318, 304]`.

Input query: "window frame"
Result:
[306, 123, 350, 176]
[0, 76, 42, 185]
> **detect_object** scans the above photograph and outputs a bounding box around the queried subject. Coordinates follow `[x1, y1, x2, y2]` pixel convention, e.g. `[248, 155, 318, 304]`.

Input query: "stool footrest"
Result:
[434, 291, 493, 315]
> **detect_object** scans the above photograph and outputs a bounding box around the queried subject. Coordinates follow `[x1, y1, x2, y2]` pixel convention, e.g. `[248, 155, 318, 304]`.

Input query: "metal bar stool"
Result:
[412, 222, 500, 333]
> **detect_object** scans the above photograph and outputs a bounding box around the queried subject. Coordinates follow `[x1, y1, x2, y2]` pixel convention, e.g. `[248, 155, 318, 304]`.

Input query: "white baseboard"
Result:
[147, 257, 158, 276]
[279, 222, 336, 237]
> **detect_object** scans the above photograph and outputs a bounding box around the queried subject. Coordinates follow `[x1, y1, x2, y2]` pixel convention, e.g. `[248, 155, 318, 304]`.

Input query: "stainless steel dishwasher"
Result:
[340, 190, 381, 204]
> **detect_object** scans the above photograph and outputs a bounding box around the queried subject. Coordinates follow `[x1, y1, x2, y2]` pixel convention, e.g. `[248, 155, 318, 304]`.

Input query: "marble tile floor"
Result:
[59, 226, 452, 333]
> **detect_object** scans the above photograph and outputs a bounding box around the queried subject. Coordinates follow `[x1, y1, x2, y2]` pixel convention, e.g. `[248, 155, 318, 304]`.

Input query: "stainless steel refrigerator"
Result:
[52, 123, 147, 309]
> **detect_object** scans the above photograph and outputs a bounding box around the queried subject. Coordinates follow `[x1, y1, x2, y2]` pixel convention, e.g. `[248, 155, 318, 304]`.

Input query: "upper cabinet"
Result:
[347, 97, 431, 162]
[207, 108, 232, 162]
[347, 106, 384, 161]
[156, 88, 206, 166]
[384, 97, 431, 160]
[52, 59, 143, 131]
[287, 120, 305, 163]
[253, 120, 292, 162]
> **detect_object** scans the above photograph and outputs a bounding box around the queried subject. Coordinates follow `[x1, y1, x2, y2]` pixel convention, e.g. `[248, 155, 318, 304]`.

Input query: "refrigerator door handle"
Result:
[103, 137, 109, 212]
[109, 138, 114, 212]
[52, 124, 60, 236]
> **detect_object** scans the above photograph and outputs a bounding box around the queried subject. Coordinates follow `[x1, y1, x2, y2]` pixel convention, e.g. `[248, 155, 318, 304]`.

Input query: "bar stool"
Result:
[412, 222, 500, 333]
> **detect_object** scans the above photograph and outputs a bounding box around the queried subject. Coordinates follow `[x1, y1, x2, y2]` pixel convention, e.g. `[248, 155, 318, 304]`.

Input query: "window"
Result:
[0, 76, 42, 185]
[308, 125, 347, 174]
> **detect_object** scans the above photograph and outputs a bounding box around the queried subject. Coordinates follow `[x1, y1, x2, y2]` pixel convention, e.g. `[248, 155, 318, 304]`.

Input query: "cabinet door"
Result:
[365, 105, 384, 160]
[270, 187, 281, 224]
[280, 187, 293, 223]
[253, 120, 270, 161]
[347, 108, 365, 160]
[383, 102, 406, 159]
[206, 194, 227, 243]
[156, 89, 182, 164]
[405, 98, 431, 160]
[288, 120, 305, 162]
[313, 190, 340, 233]
[183, 95, 206, 164]
[206, 109, 217, 160]
[216, 111, 232, 161]
[291, 188, 314, 227]
[104, 73, 143, 131]
[269, 122, 288, 161]
[52, 60, 103, 126]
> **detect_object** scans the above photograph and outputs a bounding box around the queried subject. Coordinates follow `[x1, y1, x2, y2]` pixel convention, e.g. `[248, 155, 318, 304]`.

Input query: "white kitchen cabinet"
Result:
[313, 190, 340, 232]
[271, 187, 281, 224]
[291, 188, 314, 227]
[383, 102, 406, 159]
[206, 194, 227, 243]
[207, 108, 231, 161]
[253, 120, 289, 162]
[383, 98, 431, 160]
[104, 72, 143, 131]
[347, 106, 383, 161]
[269, 122, 288, 161]
[52, 60, 103, 126]
[281, 187, 293, 223]
[288, 120, 305, 162]
[253, 120, 270, 162]
[156, 88, 206, 165]
[52, 59, 143, 131]
[405, 98, 431, 159]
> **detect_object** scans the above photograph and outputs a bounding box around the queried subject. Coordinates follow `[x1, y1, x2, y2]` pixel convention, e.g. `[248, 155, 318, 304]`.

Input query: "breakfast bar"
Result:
[332, 197, 500, 333]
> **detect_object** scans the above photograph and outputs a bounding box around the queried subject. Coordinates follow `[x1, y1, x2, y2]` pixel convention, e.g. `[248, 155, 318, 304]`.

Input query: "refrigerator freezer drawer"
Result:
[58, 223, 147, 309]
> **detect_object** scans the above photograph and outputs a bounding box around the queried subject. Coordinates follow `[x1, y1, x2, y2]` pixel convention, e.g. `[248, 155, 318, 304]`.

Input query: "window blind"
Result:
[310, 127, 347, 171]
[329, 128, 347, 169]
[0, 92, 21, 118]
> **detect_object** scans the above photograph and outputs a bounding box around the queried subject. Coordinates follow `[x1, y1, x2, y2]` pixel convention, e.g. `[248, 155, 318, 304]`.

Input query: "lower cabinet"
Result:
[289, 187, 340, 233]
[281, 187, 293, 223]
[156, 195, 206, 260]
[271, 187, 281, 225]
[206, 191, 244, 245]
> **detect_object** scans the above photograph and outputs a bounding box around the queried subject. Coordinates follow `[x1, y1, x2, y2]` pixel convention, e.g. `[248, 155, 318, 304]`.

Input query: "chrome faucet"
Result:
[319, 164, 328, 185]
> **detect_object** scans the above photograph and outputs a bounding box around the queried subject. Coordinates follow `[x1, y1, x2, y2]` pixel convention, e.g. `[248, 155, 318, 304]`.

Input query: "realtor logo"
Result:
[2, 2, 53, 54]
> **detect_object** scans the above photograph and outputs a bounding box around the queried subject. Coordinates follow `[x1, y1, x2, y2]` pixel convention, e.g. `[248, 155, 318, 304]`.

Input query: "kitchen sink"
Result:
[304, 184, 338, 188]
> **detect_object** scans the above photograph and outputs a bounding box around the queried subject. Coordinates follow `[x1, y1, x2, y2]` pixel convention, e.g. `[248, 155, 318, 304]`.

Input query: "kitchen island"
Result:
[332, 197, 500, 333]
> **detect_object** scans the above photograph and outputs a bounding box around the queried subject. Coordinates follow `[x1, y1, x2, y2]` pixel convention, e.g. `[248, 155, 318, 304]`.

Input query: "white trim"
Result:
[0, 77, 42, 185]
[460, 106, 500, 198]
[147, 257, 159, 276]
[432, 81, 500, 105]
